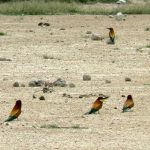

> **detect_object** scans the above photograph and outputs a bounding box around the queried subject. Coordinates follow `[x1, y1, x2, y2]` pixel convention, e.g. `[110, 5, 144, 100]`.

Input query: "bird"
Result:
[107, 27, 115, 44]
[122, 95, 134, 112]
[5, 100, 22, 122]
[84, 96, 109, 115]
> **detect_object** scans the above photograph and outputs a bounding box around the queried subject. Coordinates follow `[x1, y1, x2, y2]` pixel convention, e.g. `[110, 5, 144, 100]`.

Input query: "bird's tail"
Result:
[84, 109, 96, 115]
[4, 116, 17, 122]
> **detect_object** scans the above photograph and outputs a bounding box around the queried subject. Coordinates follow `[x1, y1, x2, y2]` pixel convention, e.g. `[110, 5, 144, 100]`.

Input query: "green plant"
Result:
[40, 124, 60, 129]
[146, 45, 150, 48]
[145, 27, 150, 31]
[0, 32, 6, 36]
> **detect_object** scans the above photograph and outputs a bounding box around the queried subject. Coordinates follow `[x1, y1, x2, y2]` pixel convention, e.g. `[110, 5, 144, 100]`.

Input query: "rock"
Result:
[62, 93, 72, 98]
[109, 15, 114, 18]
[78, 94, 94, 98]
[79, 95, 84, 98]
[39, 96, 45, 100]
[105, 80, 111, 84]
[13, 82, 19, 87]
[116, 12, 126, 21]
[91, 34, 103, 41]
[122, 95, 125, 97]
[125, 77, 132, 82]
[117, 12, 124, 16]
[38, 22, 50, 27]
[5, 123, 9, 126]
[36, 80, 45, 86]
[116, 0, 126, 4]
[28, 80, 44, 87]
[86, 31, 92, 34]
[42, 87, 53, 93]
[20, 83, 25, 87]
[53, 78, 67, 87]
[38, 22, 43, 26]
[60, 28, 65, 30]
[69, 83, 75, 88]
[114, 106, 117, 109]
[83, 74, 91, 81]
[28, 80, 37, 87]
[0, 58, 12, 61]
[33, 94, 36, 99]
[43, 23, 50, 26]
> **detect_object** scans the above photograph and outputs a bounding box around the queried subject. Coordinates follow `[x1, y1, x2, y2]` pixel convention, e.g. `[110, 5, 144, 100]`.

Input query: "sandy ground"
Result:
[0, 15, 150, 150]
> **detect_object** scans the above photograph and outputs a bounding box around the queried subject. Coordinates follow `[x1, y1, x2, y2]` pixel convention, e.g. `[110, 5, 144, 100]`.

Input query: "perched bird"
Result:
[5, 100, 22, 122]
[84, 96, 108, 115]
[122, 95, 134, 112]
[107, 27, 115, 44]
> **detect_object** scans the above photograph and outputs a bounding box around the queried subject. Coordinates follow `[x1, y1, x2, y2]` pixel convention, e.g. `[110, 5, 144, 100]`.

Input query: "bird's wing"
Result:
[5, 108, 21, 122]
[123, 100, 134, 110]
[92, 101, 101, 110]
[10, 108, 21, 117]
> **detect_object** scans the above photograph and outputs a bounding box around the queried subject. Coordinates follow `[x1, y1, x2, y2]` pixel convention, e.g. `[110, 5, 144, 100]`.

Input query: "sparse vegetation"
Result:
[71, 124, 80, 129]
[43, 55, 54, 59]
[40, 124, 60, 129]
[0, 32, 6, 36]
[0, 0, 149, 15]
[145, 27, 150, 31]
[40, 124, 88, 129]
[146, 45, 150, 48]
[0, 57, 11, 61]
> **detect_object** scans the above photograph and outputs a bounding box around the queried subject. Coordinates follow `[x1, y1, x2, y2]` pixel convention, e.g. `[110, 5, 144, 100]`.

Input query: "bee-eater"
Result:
[107, 28, 115, 44]
[84, 96, 108, 115]
[5, 100, 22, 122]
[122, 95, 134, 112]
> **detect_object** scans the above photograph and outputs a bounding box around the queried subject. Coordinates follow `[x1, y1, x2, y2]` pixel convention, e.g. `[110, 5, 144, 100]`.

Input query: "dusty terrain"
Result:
[0, 15, 150, 150]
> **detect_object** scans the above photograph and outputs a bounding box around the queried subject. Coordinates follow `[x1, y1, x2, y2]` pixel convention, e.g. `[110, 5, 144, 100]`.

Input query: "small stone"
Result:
[69, 83, 75, 88]
[116, 0, 126, 4]
[43, 23, 50, 26]
[83, 74, 91, 81]
[60, 28, 65, 30]
[39, 96, 45, 100]
[36, 80, 45, 86]
[116, 12, 126, 21]
[53, 78, 67, 87]
[125, 77, 131, 82]
[63, 93, 67, 97]
[38, 22, 43, 26]
[62, 93, 72, 98]
[28, 80, 44, 87]
[79, 94, 88, 98]
[28, 80, 37, 87]
[114, 107, 117, 109]
[20, 83, 25, 87]
[79, 95, 83, 98]
[105, 80, 111, 84]
[122, 95, 125, 97]
[13, 82, 19, 87]
[91, 34, 103, 41]
[86, 31, 92, 34]
[33, 94, 36, 99]
[109, 15, 114, 18]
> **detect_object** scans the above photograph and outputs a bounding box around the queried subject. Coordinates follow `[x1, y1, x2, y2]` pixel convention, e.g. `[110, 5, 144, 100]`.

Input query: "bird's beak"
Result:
[101, 96, 109, 102]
